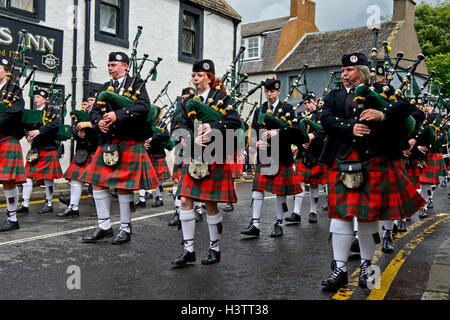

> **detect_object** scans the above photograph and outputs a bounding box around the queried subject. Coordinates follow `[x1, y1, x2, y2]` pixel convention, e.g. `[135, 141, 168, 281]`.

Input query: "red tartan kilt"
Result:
[295, 160, 327, 185]
[80, 141, 160, 190]
[419, 153, 447, 184]
[150, 157, 172, 180]
[177, 161, 237, 203]
[172, 163, 183, 181]
[64, 154, 92, 181]
[404, 158, 421, 190]
[25, 149, 63, 180]
[253, 163, 303, 195]
[327, 150, 425, 221]
[0, 136, 26, 184]
[230, 161, 244, 179]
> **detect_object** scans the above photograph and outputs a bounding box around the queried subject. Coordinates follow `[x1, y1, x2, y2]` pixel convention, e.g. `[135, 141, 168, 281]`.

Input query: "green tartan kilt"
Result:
[419, 153, 448, 184]
[0, 136, 26, 184]
[328, 151, 426, 221]
[80, 140, 160, 190]
[176, 161, 237, 203]
[252, 163, 303, 195]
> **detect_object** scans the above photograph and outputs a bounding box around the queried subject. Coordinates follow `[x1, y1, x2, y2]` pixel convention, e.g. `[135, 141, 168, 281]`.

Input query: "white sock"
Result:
[252, 191, 264, 228]
[353, 217, 358, 238]
[420, 184, 429, 201]
[174, 197, 181, 209]
[172, 186, 177, 198]
[118, 193, 134, 233]
[44, 179, 54, 204]
[69, 180, 83, 210]
[276, 195, 287, 223]
[138, 189, 146, 201]
[180, 209, 196, 252]
[21, 178, 33, 207]
[382, 220, 394, 237]
[155, 185, 162, 198]
[93, 189, 111, 230]
[310, 188, 319, 213]
[207, 213, 222, 252]
[358, 221, 379, 261]
[293, 193, 304, 215]
[5, 188, 19, 222]
[332, 233, 353, 272]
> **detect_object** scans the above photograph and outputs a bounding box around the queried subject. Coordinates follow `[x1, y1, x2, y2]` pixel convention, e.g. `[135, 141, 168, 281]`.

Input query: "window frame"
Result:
[178, 1, 204, 64]
[94, 0, 129, 48]
[0, 0, 45, 22]
[242, 36, 261, 61]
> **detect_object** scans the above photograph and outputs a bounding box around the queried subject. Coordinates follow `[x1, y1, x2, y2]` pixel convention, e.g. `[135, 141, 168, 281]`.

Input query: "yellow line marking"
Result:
[367, 214, 450, 300]
[332, 214, 449, 300]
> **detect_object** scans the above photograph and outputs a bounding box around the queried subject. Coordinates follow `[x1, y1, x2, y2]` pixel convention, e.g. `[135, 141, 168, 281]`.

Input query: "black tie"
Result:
[113, 80, 119, 90]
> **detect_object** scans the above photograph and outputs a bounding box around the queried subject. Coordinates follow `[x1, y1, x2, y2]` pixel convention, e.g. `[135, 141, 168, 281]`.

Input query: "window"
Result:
[242, 37, 261, 60]
[0, 0, 45, 21]
[179, 2, 203, 64]
[288, 76, 302, 99]
[95, 0, 129, 48]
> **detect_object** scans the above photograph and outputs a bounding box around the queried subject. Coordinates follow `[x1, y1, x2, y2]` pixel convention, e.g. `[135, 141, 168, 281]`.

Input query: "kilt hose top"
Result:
[253, 162, 303, 196]
[419, 152, 448, 185]
[80, 140, 160, 191]
[150, 156, 172, 181]
[327, 150, 425, 222]
[25, 149, 63, 180]
[0, 135, 26, 184]
[176, 160, 237, 204]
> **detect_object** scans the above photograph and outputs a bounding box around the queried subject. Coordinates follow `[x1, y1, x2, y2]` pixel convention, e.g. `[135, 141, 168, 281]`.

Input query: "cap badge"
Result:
[350, 55, 358, 63]
[116, 54, 122, 61]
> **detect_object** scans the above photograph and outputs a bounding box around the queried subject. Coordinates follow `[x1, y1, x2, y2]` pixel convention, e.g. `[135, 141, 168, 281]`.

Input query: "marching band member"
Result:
[0, 58, 26, 232]
[320, 52, 425, 291]
[172, 59, 240, 266]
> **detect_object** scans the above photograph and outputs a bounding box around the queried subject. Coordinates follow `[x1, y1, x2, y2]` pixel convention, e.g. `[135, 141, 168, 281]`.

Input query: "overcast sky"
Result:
[227, 0, 442, 31]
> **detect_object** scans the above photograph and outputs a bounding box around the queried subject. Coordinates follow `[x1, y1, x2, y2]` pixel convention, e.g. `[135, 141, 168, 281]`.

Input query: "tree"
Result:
[415, 1, 450, 95]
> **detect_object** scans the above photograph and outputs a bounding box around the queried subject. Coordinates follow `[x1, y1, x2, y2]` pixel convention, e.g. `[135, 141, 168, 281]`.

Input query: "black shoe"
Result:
[144, 192, 153, 200]
[392, 222, 398, 235]
[112, 229, 131, 245]
[37, 202, 53, 215]
[16, 203, 29, 214]
[426, 198, 433, 209]
[172, 249, 196, 266]
[152, 196, 163, 208]
[241, 220, 260, 237]
[308, 212, 318, 223]
[201, 249, 221, 265]
[270, 220, 283, 238]
[58, 197, 70, 206]
[419, 208, 428, 219]
[168, 208, 181, 227]
[382, 230, 394, 253]
[350, 235, 360, 253]
[397, 219, 407, 232]
[321, 261, 348, 291]
[57, 207, 80, 218]
[194, 206, 203, 222]
[285, 212, 301, 223]
[0, 219, 20, 232]
[134, 199, 146, 208]
[223, 203, 234, 212]
[82, 227, 114, 243]
[359, 260, 376, 289]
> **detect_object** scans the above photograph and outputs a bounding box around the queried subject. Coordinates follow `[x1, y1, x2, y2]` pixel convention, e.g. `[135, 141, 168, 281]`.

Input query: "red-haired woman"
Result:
[172, 59, 241, 266]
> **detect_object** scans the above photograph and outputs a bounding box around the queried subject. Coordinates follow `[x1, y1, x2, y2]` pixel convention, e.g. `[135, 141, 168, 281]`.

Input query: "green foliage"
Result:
[415, 1, 450, 96]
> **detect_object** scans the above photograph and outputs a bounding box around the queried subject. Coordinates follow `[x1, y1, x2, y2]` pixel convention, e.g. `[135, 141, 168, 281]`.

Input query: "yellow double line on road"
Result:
[333, 213, 450, 300]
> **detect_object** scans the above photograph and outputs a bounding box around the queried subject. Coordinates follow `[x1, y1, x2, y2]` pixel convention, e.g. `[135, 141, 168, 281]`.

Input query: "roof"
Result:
[275, 21, 401, 72]
[241, 16, 292, 38]
[186, 0, 241, 21]
[241, 29, 282, 75]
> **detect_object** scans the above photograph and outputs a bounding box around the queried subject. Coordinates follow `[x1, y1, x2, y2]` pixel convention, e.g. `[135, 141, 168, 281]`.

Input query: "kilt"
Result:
[0, 136, 26, 184]
[150, 156, 172, 181]
[25, 149, 63, 180]
[172, 163, 183, 181]
[327, 150, 425, 221]
[64, 154, 92, 181]
[176, 161, 237, 203]
[295, 159, 327, 185]
[80, 140, 160, 190]
[230, 159, 244, 179]
[419, 153, 448, 184]
[253, 163, 303, 195]
[403, 158, 421, 190]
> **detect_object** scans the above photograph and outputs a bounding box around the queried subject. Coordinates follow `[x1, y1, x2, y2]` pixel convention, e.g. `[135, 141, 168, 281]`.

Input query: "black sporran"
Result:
[302, 151, 318, 168]
[74, 149, 89, 166]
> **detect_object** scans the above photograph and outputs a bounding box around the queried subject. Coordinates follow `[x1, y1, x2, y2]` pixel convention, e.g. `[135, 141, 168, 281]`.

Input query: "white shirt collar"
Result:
[199, 88, 211, 102]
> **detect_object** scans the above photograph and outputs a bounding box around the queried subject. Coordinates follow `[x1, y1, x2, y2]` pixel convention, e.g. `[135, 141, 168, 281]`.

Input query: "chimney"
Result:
[290, 0, 316, 25]
[393, 0, 416, 25]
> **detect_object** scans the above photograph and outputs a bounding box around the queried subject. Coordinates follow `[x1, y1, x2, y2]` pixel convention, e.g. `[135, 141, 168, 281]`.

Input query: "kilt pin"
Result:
[177, 161, 237, 203]
[419, 152, 447, 185]
[0, 136, 26, 184]
[150, 156, 172, 181]
[80, 140, 160, 190]
[25, 149, 63, 180]
[252, 162, 303, 195]
[327, 150, 425, 221]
